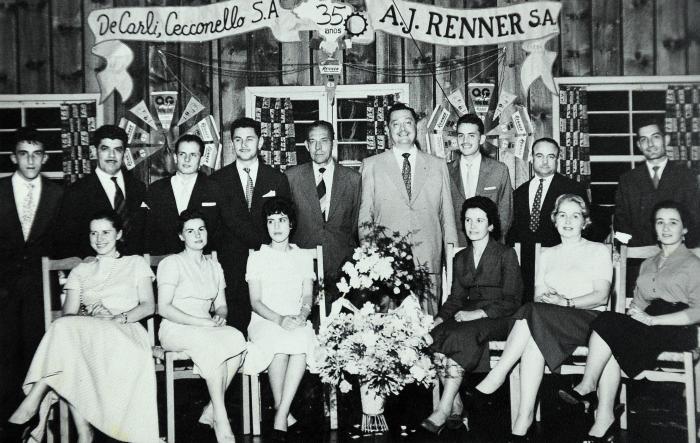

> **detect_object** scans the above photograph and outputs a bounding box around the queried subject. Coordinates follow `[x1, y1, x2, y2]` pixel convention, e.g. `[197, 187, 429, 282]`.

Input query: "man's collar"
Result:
[12, 172, 41, 184]
[174, 171, 198, 181]
[313, 160, 334, 173]
[646, 157, 668, 170]
[95, 167, 123, 180]
[533, 173, 555, 184]
[460, 151, 482, 166]
[236, 159, 259, 171]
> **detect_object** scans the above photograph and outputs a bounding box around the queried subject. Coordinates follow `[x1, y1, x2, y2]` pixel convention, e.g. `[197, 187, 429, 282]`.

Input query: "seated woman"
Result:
[560, 200, 700, 442]
[475, 194, 613, 441]
[422, 196, 523, 434]
[8, 210, 159, 443]
[244, 197, 317, 441]
[157, 209, 247, 443]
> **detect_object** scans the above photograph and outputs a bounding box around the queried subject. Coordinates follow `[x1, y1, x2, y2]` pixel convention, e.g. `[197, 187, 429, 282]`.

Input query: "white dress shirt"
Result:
[460, 152, 481, 198]
[95, 167, 125, 209]
[13, 172, 42, 238]
[236, 159, 259, 192]
[392, 145, 417, 187]
[171, 172, 198, 214]
[646, 157, 668, 181]
[528, 174, 555, 211]
[313, 161, 334, 219]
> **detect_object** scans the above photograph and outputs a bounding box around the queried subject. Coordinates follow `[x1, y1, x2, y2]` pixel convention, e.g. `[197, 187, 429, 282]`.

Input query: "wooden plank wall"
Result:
[0, 0, 697, 177]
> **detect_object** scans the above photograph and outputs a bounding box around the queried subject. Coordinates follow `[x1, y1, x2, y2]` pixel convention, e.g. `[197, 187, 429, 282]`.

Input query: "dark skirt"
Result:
[431, 317, 510, 372]
[591, 301, 698, 378]
[513, 302, 600, 372]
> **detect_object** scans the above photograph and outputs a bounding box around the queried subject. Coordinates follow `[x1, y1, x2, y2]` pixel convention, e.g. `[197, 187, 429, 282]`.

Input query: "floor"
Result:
[55, 371, 693, 443]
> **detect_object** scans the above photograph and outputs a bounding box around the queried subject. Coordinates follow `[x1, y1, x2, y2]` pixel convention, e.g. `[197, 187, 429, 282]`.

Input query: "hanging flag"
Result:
[187, 115, 221, 168]
[151, 91, 178, 130]
[447, 90, 469, 116]
[129, 101, 158, 130]
[467, 83, 495, 121]
[493, 90, 517, 120]
[176, 96, 205, 127]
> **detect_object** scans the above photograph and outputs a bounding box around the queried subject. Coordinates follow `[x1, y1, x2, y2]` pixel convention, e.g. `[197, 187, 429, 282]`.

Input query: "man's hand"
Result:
[454, 310, 486, 322]
[211, 314, 227, 327]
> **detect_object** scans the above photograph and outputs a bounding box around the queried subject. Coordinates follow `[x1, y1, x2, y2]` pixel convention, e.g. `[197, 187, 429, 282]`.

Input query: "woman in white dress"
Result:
[9, 210, 159, 443]
[245, 197, 317, 441]
[157, 209, 247, 443]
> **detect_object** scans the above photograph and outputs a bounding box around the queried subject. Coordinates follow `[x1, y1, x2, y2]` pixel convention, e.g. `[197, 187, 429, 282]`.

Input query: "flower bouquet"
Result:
[317, 222, 436, 432]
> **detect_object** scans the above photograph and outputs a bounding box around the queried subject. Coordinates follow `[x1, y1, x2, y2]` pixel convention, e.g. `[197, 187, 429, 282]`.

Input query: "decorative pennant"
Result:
[447, 90, 469, 116]
[129, 101, 158, 131]
[151, 91, 178, 130]
[123, 146, 136, 170]
[520, 35, 558, 95]
[176, 96, 205, 127]
[92, 40, 134, 103]
[187, 115, 221, 168]
[467, 83, 494, 121]
[493, 90, 517, 120]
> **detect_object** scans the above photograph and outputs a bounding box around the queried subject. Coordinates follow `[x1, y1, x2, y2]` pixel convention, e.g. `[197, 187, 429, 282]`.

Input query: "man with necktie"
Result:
[209, 117, 290, 332]
[285, 120, 361, 313]
[358, 103, 458, 315]
[56, 125, 148, 258]
[507, 137, 589, 302]
[615, 118, 699, 248]
[447, 114, 513, 247]
[0, 128, 63, 438]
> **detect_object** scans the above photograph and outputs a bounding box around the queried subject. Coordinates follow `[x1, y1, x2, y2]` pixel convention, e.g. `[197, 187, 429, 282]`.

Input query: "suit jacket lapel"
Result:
[301, 163, 324, 221]
[90, 173, 113, 209]
[3, 179, 24, 245]
[382, 151, 410, 203]
[411, 151, 428, 203]
[475, 157, 490, 193]
[26, 177, 54, 243]
[187, 173, 206, 210]
[228, 162, 247, 208]
[251, 163, 270, 210]
[448, 160, 465, 200]
[327, 163, 344, 220]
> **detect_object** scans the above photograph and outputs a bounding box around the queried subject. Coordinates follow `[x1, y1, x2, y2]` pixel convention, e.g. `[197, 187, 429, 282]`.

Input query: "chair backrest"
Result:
[618, 245, 661, 312]
[247, 245, 326, 321]
[41, 256, 84, 331]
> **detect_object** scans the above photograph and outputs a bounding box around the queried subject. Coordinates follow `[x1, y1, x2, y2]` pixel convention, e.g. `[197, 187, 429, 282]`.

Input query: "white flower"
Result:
[393, 287, 400, 294]
[410, 364, 427, 381]
[336, 278, 350, 294]
[339, 379, 353, 393]
[349, 276, 361, 289]
[398, 347, 418, 365]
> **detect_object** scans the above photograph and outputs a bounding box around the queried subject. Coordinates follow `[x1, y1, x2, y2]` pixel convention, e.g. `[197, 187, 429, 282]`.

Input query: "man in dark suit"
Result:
[447, 114, 513, 246]
[285, 120, 361, 313]
[506, 137, 589, 302]
[210, 117, 291, 332]
[615, 118, 699, 248]
[56, 125, 148, 258]
[0, 128, 63, 433]
[146, 134, 221, 255]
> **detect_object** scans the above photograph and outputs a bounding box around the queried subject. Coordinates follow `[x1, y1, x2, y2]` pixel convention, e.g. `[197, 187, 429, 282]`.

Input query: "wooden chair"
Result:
[617, 245, 699, 443]
[41, 256, 161, 443]
[147, 252, 255, 442]
[245, 245, 337, 435]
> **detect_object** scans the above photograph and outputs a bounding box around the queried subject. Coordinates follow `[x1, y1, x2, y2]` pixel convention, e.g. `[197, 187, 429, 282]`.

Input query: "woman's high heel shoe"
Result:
[420, 417, 446, 435]
[582, 404, 624, 443]
[558, 386, 598, 413]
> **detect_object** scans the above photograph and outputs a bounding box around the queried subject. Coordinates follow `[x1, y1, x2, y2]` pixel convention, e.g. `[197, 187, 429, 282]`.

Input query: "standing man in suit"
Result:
[506, 137, 589, 302]
[448, 114, 512, 246]
[56, 125, 148, 258]
[146, 134, 221, 255]
[615, 118, 699, 247]
[286, 120, 361, 312]
[210, 117, 291, 332]
[0, 128, 63, 436]
[359, 103, 458, 315]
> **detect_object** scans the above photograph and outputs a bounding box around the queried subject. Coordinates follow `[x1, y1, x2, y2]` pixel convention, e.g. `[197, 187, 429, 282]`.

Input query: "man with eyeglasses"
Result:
[615, 118, 699, 248]
[209, 117, 291, 333]
[285, 120, 361, 311]
[0, 128, 63, 440]
[145, 133, 222, 255]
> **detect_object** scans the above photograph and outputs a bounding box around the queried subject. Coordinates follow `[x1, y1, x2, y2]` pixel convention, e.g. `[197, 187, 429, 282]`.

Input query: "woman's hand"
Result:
[211, 314, 227, 327]
[279, 315, 303, 330]
[87, 302, 114, 319]
[629, 308, 655, 326]
[430, 317, 444, 330]
[454, 310, 486, 322]
[540, 289, 567, 306]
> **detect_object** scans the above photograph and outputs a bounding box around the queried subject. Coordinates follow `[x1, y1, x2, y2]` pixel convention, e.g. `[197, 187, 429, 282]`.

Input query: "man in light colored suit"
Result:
[448, 114, 513, 246]
[286, 120, 361, 313]
[359, 103, 458, 315]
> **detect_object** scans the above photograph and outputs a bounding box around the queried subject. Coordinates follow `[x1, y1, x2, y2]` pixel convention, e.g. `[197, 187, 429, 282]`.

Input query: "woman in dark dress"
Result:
[475, 194, 613, 440]
[421, 196, 523, 434]
[560, 200, 700, 442]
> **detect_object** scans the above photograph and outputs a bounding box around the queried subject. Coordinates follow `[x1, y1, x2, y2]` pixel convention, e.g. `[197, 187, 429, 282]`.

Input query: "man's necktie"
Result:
[529, 178, 544, 232]
[244, 167, 254, 210]
[111, 177, 126, 218]
[317, 167, 327, 220]
[20, 181, 35, 240]
[401, 153, 411, 200]
[463, 162, 473, 198]
[652, 166, 660, 189]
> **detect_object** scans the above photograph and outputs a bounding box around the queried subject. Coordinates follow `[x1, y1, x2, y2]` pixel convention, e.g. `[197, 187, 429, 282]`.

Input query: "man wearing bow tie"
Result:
[210, 117, 291, 332]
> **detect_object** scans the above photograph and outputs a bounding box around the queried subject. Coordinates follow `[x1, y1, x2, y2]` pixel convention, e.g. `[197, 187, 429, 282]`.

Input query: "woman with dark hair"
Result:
[475, 194, 613, 441]
[9, 210, 159, 443]
[421, 196, 523, 434]
[243, 197, 316, 441]
[157, 209, 246, 442]
[560, 200, 700, 442]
